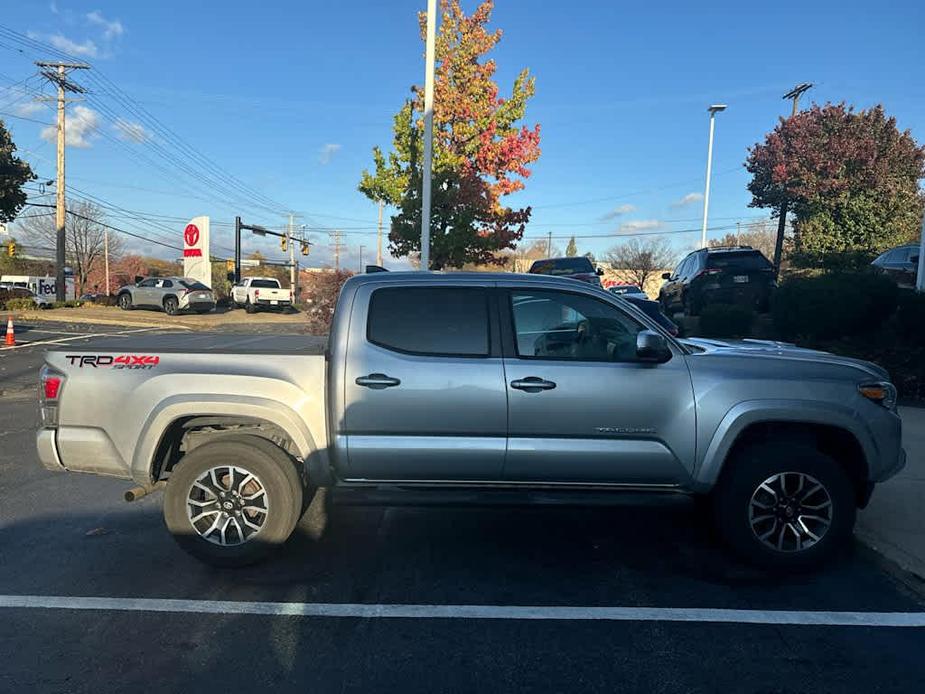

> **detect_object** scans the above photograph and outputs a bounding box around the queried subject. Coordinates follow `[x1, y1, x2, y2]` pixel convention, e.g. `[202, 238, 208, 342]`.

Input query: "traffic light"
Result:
[280, 235, 288, 252]
[6, 241, 14, 258]
[300, 241, 309, 256]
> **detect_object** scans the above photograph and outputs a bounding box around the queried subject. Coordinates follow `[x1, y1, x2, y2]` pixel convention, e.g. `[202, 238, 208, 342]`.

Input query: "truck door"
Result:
[501, 287, 696, 485]
[341, 283, 507, 481]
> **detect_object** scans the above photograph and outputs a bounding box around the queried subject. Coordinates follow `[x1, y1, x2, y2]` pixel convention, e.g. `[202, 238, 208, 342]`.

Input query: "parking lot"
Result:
[2, 325, 925, 692]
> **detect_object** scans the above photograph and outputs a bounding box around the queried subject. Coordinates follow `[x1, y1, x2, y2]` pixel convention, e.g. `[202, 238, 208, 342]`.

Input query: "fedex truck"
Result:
[0, 275, 76, 300]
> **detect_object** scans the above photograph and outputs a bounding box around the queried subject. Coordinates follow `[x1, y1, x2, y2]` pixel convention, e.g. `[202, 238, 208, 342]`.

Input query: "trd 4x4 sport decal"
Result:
[65, 355, 160, 370]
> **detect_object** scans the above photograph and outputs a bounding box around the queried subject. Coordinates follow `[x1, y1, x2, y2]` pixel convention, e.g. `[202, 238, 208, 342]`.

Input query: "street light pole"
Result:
[359, 245, 365, 273]
[700, 104, 726, 249]
[420, 0, 437, 271]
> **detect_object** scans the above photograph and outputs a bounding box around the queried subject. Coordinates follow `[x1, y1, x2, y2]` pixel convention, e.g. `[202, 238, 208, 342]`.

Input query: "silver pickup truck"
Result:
[36, 272, 905, 569]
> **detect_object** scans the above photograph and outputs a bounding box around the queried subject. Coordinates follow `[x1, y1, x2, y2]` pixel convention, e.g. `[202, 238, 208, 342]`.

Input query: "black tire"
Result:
[712, 442, 856, 571]
[163, 436, 303, 567]
[118, 293, 133, 311]
[163, 296, 179, 316]
[245, 300, 256, 314]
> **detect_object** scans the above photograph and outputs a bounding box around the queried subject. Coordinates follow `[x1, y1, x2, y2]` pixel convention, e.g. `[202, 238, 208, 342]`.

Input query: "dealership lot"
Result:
[2, 330, 925, 692]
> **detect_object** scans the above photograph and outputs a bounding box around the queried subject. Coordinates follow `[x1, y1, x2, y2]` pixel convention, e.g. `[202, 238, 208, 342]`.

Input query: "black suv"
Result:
[658, 246, 775, 316]
[528, 256, 604, 286]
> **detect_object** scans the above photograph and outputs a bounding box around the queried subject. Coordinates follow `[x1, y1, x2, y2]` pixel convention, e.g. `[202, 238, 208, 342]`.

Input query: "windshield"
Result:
[529, 258, 595, 275]
[249, 279, 280, 289]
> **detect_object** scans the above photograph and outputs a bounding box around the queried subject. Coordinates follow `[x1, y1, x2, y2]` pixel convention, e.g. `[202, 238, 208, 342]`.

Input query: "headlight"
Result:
[859, 381, 897, 410]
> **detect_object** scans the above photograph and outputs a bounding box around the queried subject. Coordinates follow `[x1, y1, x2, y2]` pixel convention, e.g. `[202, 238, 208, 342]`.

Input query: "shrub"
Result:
[4, 298, 36, 311]
[772, 272, 899, 340]
[896, 292, 925, 343]
[696, 303, 755, 339]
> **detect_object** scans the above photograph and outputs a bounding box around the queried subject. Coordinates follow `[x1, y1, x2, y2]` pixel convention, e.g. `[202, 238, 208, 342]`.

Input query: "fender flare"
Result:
[695, 399, 876, 488]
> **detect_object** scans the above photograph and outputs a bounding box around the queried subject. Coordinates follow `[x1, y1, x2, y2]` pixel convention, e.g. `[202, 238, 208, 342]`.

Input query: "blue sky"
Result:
[1, 0, 923, 268]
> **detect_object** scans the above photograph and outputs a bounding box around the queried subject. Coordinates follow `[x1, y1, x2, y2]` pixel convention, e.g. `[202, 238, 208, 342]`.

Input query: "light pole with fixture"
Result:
[700, 104, 726, 249]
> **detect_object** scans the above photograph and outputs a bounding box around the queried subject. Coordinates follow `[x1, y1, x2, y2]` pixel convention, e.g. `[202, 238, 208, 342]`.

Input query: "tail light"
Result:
[695, 268, 722, 279]
[40, 365, 64, 427]
[254, 289, 260, 298]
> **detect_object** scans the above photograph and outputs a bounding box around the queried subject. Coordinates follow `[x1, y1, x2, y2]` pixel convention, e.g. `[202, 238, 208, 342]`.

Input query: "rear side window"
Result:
[707, 251, 772, 271]
[529, 258, 595, 275]
[250, 279, 280, 289]
[368, 287, 489, 357]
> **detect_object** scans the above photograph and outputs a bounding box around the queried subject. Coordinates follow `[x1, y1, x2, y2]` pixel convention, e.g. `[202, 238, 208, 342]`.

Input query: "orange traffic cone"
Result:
[4, 314, 15, 347]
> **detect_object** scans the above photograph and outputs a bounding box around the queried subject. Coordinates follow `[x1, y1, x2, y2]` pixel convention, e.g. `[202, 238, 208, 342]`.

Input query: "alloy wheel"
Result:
[748, 472, 833, 552]
[185, 465, 270, 546]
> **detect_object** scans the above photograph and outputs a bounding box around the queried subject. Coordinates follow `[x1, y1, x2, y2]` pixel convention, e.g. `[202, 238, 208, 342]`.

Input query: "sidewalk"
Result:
[857, 406, 925, 579]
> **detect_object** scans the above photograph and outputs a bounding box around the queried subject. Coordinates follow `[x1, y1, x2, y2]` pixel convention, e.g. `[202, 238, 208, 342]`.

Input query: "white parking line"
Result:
[1, 327, 165, 351]
[1, 595, 924, 627]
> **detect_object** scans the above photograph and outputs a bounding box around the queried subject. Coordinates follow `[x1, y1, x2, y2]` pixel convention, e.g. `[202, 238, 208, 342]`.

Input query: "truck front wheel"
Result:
[712, 442, 856, 571]
[163, 437, 303, 567]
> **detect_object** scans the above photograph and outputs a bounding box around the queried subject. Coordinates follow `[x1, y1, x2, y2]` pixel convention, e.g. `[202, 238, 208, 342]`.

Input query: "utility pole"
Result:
[359, 245, 365, 273]
[700, 104, 727, 249]
[287, 213, 301, 296]
[376, 200, 384, 267]
[331, 230, 344, 272]
[37, 61, 89, 301]
[736, 221, 741, 246]
[546, 231, 553, 257]
[103, 229, 110, 296]
[420, 0, 437, 271]
[773, 82, 814, 274]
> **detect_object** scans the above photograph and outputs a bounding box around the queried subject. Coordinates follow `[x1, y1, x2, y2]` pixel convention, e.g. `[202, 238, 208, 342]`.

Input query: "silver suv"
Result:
[117, 277, 215, 315]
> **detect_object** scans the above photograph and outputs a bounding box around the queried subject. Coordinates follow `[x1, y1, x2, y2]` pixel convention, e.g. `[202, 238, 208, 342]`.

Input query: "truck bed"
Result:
[59, 332, 327, 354]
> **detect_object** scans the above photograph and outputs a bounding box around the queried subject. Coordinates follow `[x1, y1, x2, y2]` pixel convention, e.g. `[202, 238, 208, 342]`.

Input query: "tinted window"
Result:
[159, 280, 173, 288]
[677, 256, 693, 278]
[368, 287, 489, 357]
[511, 290, 645, 362]
[529, 257, 595, 275]
[138, 279, 157, 287]
[250, 279, 280, 289]
[180, 280, 210, 290]
[707, 251, 772, 271]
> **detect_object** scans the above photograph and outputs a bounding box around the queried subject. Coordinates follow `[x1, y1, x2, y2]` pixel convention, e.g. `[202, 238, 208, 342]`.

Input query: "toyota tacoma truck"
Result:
[35, 272, 905, 568]
[230, 277, 293, 313]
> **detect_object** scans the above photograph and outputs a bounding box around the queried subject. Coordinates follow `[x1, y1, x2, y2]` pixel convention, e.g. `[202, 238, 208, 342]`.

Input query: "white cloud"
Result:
[47, 33, 98, 57]
[671, 192, 703, 208]
[319, 143, 342, 164]
[113, 118, 150, 143]
[49, 1, 59, 14]
[618, 219, 664, 234]
[13, 101, 46, 118]
[86, 10, 124, 40]
[41, 105, 100, 148]
[599, 203, 636, 221]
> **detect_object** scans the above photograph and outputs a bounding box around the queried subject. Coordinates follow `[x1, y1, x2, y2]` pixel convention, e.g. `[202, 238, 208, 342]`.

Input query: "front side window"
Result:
[368, 287, 489, 357]
[510, 291, 645, 362]
[138, 279, 157, 287]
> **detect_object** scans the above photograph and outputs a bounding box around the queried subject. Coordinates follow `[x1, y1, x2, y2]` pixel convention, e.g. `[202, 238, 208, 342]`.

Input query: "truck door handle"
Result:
[355, 373, 401, 390]
[510, 377, 556, 393]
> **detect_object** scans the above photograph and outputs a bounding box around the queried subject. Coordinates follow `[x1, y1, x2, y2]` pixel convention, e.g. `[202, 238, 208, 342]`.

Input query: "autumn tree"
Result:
[709, 220, 778, 260]
[359, 0, 541, 269]
[565, 236, 578, 257]
[18, 200, 123, 295]
[0, 120, 34, 223]
[606, 237, 678, 291]
[746, 103, 925, 257]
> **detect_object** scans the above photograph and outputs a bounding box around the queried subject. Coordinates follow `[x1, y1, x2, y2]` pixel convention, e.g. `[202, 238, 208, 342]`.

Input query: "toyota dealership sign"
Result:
[182, 216, 211, 288]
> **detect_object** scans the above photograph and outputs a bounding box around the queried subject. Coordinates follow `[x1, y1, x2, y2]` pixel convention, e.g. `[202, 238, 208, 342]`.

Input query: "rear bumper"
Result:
[255, 299, 292, 307]
[699, 284, 772, 308]
[36, 428, 64, 472]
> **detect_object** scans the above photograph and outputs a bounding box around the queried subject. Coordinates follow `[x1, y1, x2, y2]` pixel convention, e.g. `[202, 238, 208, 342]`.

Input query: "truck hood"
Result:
[680, 337, 890, 381]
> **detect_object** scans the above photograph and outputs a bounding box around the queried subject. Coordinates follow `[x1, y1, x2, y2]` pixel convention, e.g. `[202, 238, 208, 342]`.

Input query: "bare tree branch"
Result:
[605, 236, 678, 290]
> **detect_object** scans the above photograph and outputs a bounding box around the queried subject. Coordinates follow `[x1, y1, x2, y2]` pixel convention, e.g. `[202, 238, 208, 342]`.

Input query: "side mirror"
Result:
[636, 330, 672, 363]
[661, 272, 672, 280]
[595, 267, 604, 276]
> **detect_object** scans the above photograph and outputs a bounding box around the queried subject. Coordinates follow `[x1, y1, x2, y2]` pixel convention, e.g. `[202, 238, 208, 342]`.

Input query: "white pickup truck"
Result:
[230, 277, 293, 313]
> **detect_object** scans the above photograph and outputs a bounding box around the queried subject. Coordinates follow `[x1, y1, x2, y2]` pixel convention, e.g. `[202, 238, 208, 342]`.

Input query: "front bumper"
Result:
[36, 428, 64, 472]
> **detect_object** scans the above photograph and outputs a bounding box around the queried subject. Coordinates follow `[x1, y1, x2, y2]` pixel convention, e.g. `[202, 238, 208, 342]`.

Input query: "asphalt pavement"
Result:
[2, 325, 925, 693]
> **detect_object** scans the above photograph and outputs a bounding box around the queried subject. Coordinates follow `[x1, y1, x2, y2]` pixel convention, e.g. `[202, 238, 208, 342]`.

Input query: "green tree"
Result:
[0, 119, 35, 223]
[565, 236, 578, 257]
[745, 103, 925, 255]
[358, 0, 541, 269]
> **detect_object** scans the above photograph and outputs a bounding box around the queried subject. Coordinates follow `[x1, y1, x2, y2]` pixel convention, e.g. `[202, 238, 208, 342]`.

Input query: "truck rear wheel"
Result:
[712, 442, 855, 571]
[245, 300, 256, 314]
[163, 437, 303, 567]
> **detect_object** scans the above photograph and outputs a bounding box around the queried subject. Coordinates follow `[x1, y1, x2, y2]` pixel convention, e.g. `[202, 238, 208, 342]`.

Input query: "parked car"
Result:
[528, 256, 604, 286]
[608, 284, 647, 298]
[871, 243, 920, 289]
[37, 271, 904, 571]
[230, 277, 293, 313]
[117, 277, 215, 315]
[622, 294, 680, 337]
[659, 246, 775, 316]
[1, 286, 52, 308]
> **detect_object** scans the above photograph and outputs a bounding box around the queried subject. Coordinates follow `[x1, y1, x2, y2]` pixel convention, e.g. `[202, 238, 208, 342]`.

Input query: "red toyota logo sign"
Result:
[183, 224, 202, 257]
